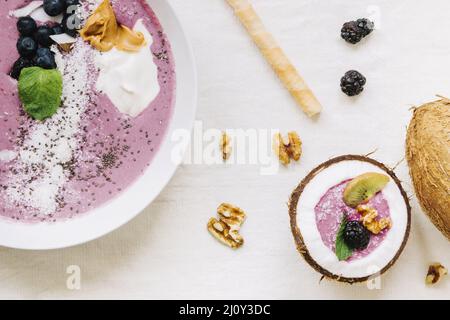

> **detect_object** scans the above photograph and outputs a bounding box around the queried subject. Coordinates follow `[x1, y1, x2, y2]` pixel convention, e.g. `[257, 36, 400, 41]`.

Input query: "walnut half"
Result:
[357, 205, 392, 235]
[273, 132, 302, 165]
[207, 203, 246, 249]
[426, 263, 448, 285]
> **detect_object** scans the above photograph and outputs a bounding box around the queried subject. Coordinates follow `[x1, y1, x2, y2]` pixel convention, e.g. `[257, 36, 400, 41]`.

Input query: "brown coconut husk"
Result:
[406, 98, 450, 241]
[288, 155, 411, 284]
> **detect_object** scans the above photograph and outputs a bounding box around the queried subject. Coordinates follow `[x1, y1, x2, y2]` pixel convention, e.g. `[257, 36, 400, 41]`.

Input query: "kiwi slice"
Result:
[343, 172, 390, 207]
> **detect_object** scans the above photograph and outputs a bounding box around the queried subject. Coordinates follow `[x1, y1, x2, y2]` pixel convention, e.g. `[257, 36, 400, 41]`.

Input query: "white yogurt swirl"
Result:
[95, 19, 160, 117]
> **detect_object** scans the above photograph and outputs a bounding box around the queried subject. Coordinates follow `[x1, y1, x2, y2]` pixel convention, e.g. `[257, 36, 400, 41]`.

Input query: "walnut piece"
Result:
[220, 132, 232, 161]
[357, 205, 392, 235]
[207, 203, 246, 249]
[58, 43, 74, 53]
[426, 263, 448, 285]
[273, 131, 302, 165]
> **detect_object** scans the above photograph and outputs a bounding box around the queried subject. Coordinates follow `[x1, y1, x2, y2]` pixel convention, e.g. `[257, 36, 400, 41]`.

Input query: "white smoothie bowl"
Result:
[0, 0, 197, 250]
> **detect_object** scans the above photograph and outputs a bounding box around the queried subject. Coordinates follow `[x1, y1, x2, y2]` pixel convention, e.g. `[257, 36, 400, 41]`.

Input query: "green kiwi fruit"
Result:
[343, 172, 390, 207]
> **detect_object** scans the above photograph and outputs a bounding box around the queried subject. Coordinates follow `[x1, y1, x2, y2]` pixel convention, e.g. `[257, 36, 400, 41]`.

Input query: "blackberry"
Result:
[356, 18, 374, 37]
[340, 70, 366, 96]
[9, 57, 34, 80]
[341, 18, 374, 44]
[343, 221, 370, 250]
[341, 21, 362, 44]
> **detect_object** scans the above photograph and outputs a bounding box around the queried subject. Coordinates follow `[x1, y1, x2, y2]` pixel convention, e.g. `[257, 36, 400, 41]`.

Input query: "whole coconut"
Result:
[406, 98, 450, 240]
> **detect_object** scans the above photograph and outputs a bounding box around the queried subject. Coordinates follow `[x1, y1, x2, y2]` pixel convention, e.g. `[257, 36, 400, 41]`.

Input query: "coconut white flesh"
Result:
[0, 150, 17, 162]
[9, 1, 43, 18]
[10, 1, 63, 24]
[296, 160, 408, 279]
[50, 33, 77, 45]
[30, 7, 63, 23]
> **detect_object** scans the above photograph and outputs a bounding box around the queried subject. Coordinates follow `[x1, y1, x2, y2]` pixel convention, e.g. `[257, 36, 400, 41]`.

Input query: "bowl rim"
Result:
[0, 0, 198, 250]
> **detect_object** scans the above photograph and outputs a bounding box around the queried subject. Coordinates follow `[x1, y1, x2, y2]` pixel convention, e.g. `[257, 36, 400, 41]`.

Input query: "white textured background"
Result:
[0, 0, 449, 299]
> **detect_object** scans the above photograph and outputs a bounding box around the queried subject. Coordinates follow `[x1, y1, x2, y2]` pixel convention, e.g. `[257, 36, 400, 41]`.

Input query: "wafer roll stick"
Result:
[226, 0, 322, 117]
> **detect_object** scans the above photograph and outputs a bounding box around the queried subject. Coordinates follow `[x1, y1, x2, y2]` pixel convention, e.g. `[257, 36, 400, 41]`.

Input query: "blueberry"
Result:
[16, 36, 37, 58]
[9, 57, 34, 80]
[35, 25, 55, 47]
[43, 0, 65, 17]
[65, 0, 80, 9]
[52, 24, 64, 35]
[35, 48, 57, 69]
[36, 47, 54, 57]
[17, 16, 37, 36]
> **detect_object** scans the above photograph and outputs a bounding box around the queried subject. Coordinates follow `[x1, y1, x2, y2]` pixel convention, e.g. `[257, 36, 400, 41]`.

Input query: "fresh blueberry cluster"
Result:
[9, 0, 80, 79]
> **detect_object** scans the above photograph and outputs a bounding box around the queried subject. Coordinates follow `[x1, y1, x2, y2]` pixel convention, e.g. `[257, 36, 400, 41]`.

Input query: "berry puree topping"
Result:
[315, 180, 391, 261]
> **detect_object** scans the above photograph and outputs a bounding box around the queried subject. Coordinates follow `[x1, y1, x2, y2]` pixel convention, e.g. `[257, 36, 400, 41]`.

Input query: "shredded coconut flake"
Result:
[6, 39, 94, 215]
[9, 1, 43, 18]
[0, 150, 17, 162]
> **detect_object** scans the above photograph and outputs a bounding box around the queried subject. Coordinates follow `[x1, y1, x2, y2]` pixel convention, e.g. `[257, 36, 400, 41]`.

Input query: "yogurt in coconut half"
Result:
[289, 155, 411, 283]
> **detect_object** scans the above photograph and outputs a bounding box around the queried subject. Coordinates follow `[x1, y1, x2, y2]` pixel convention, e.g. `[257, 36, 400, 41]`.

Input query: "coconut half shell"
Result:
[406, 99, 450, 241]
[288, 155, 411, 284]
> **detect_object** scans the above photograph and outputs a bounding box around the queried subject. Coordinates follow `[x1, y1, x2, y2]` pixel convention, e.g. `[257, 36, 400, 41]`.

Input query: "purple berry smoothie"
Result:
[0, 0, 175, 222]
[315, 180, 391, 261]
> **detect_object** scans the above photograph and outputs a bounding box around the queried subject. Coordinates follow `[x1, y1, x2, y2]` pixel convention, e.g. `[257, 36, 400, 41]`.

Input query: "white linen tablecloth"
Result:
[0, 0, 448, 299]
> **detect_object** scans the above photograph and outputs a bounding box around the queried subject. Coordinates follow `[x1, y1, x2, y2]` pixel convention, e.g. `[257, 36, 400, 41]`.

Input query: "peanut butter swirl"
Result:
[80, 0, 145, 52]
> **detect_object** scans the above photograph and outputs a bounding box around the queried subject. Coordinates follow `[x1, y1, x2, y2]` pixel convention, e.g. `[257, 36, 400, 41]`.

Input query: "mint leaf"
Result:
[335, 214, 353, 261]
[18, 67, 62, 121]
